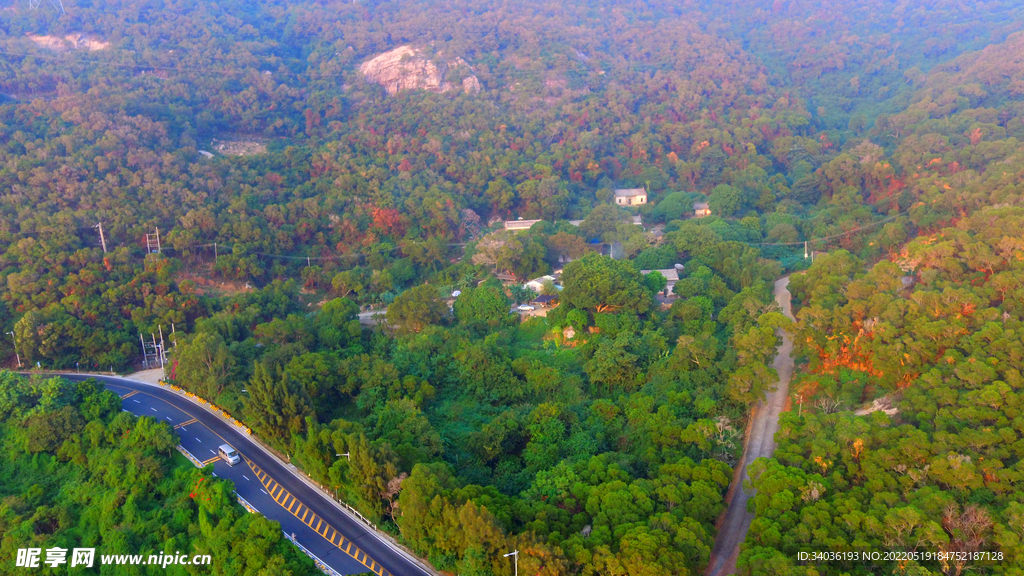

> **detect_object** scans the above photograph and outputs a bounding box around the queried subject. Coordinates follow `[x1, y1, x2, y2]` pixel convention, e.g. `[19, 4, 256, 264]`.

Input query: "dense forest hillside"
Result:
[2, 0, 1024, 575]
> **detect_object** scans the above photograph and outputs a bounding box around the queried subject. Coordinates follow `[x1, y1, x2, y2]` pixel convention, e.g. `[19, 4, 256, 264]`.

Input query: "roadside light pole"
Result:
[504, 550, 519, 576]
[5, 331, 20, 368]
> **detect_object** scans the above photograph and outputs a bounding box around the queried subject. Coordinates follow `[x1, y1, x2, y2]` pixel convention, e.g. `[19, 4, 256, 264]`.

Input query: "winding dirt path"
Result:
[705, 276, 796, 576]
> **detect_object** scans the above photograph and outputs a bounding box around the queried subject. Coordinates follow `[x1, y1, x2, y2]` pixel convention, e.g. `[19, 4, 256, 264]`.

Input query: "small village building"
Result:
[566, 216, 642, 227]
[640, 267, 681, 295]
[505, 219, 543, 231]
[614, 188, 647, 206]
[694, 202, 711, 217]
[533, 294, 558, 307]
[483, 272, 516, 284]
[525, 275, 560, 294]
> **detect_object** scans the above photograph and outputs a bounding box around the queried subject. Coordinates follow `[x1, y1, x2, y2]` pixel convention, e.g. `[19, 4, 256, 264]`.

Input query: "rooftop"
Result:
[640, 268, 680, 282]
[614, 188, 646, 198]
[505, 219, 543, 230]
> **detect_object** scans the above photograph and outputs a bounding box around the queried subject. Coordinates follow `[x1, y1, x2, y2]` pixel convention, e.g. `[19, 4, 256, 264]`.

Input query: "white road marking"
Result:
[166, 416, 172, 421]
[243, 475, 250, 481]
[195, 438, 201, 443]
[210, 450, 216, 455]
[133, 399, 140, 403]
[261, 489, 268, 495]
[150, 408, 157, 412]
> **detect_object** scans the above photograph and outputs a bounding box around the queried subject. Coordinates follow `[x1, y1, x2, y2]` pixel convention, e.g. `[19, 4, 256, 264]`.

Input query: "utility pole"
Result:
[158, 325, 167, 366]
[214, 242, 218, 262]
[804, 241, 808, 259]
[171, 323, 178, 348]
[504, 551, 519, 576]
[95, 222, 108, 254]
[152, 333, 163, 369]
[5, 331, 21, 368]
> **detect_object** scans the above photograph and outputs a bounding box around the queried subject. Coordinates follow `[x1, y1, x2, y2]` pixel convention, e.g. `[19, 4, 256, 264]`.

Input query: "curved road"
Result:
[705, 276, 796, 576]
[55, 373, 434, 576]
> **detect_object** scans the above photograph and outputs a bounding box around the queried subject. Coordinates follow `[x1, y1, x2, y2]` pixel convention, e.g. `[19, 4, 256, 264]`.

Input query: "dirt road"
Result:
[705, 276, 796, 576]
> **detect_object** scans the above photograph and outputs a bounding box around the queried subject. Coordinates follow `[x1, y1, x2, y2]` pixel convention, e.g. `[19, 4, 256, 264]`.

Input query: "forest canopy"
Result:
[2, 0, 1024, 575]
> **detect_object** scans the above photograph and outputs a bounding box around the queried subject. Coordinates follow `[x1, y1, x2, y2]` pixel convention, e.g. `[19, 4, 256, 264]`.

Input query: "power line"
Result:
[0, 48, 351, 81]
[755, 212, 905, 247]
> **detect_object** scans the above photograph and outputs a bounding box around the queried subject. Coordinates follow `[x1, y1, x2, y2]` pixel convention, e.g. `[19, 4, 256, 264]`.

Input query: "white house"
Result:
[640, 267, 681, 295]
[525, 275, 560, 294]
[505, 219, 543, 231]
[614, 188, 647, 206]
[694, 202, 711, 217]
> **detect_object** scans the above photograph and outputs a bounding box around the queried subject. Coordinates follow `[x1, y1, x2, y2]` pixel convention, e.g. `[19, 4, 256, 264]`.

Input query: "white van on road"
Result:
[218, 444, 241, 466]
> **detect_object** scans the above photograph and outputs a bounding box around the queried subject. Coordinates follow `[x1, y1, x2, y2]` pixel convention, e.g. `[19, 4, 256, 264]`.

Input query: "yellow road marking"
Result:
[201, 456, 219, 465]
[121, 390, 139, 399]
[174, 418, 198, 429]
[243, 458, 390, 576]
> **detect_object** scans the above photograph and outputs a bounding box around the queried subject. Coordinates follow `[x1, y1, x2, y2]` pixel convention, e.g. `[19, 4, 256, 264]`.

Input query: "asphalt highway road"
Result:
[58, 373, 431, 576]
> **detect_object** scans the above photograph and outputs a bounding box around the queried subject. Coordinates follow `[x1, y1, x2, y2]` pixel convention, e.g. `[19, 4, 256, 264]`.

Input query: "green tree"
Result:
[708, 184, 744, 216]
[560, 253, 653, 314]
[173, 331, 237, 400]
[644, 271, 668, 295]
[454, 283, 514, 332]
[579, 204, 631, 242]
[245, 362, 313, 443]
[386, 285, 448, 335]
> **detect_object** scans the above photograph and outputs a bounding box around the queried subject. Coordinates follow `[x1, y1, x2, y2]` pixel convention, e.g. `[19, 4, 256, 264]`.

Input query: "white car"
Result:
[517, 304, 535, 311]
[218, 444, 241, 466]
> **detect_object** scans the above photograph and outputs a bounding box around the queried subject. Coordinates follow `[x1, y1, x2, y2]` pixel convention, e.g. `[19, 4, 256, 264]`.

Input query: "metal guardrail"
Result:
[230, 482, 343, 576]
[176, 445, 204, 468]
[340, 501, 377, 531]
[161, 381, 252, 435]
[285, 532, 344, 576]
[236, 494, 259, 515]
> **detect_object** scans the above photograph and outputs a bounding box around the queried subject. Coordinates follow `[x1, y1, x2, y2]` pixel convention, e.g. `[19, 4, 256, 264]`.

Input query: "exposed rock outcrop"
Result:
[28, 32, 108, 51]
[359, 46, 481, 96]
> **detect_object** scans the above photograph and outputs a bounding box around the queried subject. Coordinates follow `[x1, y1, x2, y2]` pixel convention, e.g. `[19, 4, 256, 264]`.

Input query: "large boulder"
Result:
[359, 46, 481, 96]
